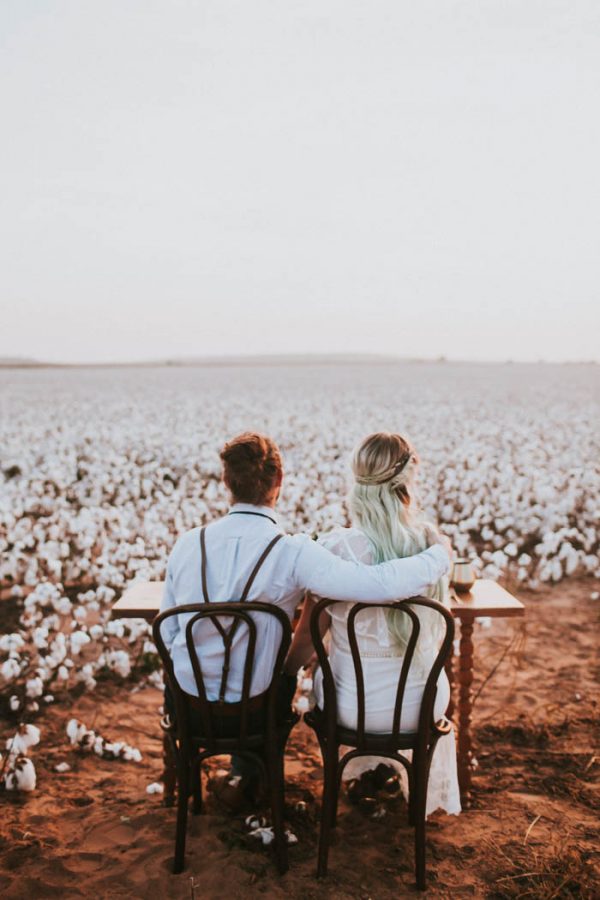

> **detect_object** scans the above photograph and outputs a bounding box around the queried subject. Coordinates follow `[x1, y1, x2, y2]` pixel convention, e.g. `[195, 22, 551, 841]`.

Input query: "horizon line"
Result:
[0, 352, 598, 369]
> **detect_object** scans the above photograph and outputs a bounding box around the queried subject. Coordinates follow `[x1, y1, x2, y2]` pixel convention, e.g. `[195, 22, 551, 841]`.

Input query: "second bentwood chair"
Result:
[153, 601, 298, 875]
[305, 596, 455, 891]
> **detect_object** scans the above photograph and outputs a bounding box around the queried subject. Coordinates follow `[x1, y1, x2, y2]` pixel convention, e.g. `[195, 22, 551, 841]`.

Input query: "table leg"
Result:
[161, 731, 177, 807]
[457, 617, 475, 807]
[445, 645, 455, 721]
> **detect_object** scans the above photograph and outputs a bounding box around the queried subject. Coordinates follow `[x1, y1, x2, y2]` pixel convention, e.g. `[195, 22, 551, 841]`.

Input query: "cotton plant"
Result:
[1, 724, 40, 792]
[0, 365, 598, 777]
[66, 718, 142, 763]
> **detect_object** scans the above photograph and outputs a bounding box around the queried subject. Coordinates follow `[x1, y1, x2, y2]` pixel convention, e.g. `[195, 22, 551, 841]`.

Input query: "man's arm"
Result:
[284, 594, 327, 675]
[158, 563, 179, 651]
[292, 537, 450, 603]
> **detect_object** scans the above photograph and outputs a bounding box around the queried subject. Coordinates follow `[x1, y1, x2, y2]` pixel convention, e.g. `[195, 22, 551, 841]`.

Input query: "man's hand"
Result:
[425, 526, 453, 565]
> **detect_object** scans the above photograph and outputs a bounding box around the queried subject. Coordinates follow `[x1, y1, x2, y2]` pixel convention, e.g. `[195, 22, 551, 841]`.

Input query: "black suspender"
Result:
[198, 526, 284, 702]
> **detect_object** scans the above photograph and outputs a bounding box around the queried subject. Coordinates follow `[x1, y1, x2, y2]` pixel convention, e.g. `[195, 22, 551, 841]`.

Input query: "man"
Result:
[160, 432, 451, 805]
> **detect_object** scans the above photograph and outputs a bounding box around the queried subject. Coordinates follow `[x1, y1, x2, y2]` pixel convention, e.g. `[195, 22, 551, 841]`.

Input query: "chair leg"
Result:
[192, 759, 203, 815]
[407, 764, 416, 826]
[317, 744, 337, 878]
[267, 746, 288, 875]
[173, 761, 190, 874]
[413, 757, 428, 891]
[330, 763, 341, 828]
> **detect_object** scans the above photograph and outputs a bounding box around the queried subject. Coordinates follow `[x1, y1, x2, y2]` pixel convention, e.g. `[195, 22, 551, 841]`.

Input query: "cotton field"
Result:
[0, 361, 598, 789]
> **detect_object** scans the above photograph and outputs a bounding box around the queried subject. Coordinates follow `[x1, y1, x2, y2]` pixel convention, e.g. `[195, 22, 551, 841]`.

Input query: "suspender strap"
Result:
[197, 526, 285, 703]
[240, 533, 284, 600]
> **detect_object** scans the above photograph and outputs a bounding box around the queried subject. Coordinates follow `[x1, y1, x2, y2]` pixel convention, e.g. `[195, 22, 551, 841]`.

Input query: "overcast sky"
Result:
[1, 1, 599, 363]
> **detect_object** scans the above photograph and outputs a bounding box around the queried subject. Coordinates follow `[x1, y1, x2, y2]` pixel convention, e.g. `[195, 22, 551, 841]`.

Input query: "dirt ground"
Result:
[0, 578, 598, 899]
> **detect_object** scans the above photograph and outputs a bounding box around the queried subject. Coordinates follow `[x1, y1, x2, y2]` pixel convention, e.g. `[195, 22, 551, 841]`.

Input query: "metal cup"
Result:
[451, 558, 476, 593]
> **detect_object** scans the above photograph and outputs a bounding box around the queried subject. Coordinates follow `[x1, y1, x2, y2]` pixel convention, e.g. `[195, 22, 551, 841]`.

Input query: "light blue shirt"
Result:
[160, 503, 450, 701]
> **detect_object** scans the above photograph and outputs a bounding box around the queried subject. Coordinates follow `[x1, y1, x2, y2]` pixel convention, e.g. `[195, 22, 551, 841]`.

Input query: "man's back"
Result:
[161, 503, 305, 701]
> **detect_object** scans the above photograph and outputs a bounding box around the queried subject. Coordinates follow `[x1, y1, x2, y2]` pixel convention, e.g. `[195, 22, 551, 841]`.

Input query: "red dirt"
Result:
[1, 578, 598, 899]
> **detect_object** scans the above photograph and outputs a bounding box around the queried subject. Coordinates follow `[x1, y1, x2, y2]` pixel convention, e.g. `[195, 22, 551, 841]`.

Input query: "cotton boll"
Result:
[4, 757, 37, 792]
[66, 718, 85, 744]
[1, 658, 20, 681]
[25, 676, 44, 698]
[70, 631, 91, 655]
[294, 696, 310, 714]
[18, 724, 41, 750]
[146, 782, 164, 794]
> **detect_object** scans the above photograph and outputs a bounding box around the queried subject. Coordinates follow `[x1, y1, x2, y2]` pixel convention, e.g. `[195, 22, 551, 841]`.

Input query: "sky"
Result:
[1, 1, 599, 364]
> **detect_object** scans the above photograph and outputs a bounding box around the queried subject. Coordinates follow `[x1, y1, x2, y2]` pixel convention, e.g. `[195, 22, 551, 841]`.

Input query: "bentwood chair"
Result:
[153, 602, 298, 875]
[305, 596, 454, 891]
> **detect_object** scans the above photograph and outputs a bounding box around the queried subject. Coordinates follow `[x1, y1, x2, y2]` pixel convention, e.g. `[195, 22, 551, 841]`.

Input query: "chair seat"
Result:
[306, 707, 450, 751]
[189, 714, 299, 753]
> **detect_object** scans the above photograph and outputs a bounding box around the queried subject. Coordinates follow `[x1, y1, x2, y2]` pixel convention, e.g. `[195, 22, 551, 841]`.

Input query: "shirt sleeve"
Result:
[292, 537, 450, 602]
[158, 561, 179, 651]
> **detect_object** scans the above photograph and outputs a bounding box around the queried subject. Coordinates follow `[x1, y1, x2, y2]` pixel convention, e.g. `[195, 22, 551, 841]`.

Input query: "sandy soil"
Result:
[1, 578, 598, 899]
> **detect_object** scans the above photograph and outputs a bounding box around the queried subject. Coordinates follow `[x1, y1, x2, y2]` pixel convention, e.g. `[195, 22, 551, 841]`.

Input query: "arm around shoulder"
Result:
[293, 535, 450, 603]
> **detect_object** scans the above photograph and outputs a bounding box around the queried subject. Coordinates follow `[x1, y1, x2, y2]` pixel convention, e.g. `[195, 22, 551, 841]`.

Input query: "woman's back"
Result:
[317, 526, 450, 675]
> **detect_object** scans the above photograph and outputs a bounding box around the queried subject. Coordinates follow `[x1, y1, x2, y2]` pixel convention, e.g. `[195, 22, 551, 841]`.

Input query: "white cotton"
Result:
[66, 718, 86, 744]
[105, 649, 131, 678]
[89, 624, 104, 641]
[294, 696, 310, 714]
[25, 676, 44, 698]
[250, 826, 275, 846]
[70, 631, 91, 655]
[146, 782, 164, 795]
[20, 724, 41, 749]
[9, 695, 20, 711]
[54, 597, 72, 615]
[4, 757, 37, 792]
[1, 658, 20, 681]
[0, 633, 25, 652]
[56, 665, 69, 681]
[55, 762, 71, 772]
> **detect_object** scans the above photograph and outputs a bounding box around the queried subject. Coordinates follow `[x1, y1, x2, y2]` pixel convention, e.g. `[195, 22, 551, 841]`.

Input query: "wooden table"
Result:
[111, 578, 524, 806]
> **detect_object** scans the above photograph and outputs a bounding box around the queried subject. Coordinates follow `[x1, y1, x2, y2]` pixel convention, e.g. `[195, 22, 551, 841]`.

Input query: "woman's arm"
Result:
[283, 594, 329, 676]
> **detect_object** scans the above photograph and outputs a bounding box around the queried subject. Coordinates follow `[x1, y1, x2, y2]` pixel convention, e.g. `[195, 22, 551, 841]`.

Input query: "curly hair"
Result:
[220, 432, 283, 506]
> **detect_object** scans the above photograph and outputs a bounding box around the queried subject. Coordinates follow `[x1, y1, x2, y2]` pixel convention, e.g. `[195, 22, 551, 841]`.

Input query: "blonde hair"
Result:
[349, 432, 446, 647]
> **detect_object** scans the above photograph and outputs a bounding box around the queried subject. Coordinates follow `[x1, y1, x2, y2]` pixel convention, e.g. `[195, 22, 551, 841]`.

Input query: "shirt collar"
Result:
[228, 502, 279, 525]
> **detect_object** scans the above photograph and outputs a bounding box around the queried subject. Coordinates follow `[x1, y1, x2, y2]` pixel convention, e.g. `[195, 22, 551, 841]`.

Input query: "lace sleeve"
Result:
[317, 528, 375, 565]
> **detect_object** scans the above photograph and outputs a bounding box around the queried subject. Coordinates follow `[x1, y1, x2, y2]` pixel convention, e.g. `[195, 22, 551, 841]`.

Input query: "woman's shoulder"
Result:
[317, 526, 374, 563]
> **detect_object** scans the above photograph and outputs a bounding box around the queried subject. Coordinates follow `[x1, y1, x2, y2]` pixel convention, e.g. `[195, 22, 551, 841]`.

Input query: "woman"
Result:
[288, 431, 461, 817]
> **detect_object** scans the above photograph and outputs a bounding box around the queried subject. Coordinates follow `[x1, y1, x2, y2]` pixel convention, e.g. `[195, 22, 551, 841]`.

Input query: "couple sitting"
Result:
[160, 430, 461, 817]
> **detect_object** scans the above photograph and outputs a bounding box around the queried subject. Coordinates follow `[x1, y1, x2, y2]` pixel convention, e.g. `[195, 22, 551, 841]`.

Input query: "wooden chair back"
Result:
[310, 596, 454, 746]
[153, 601, 293, 750]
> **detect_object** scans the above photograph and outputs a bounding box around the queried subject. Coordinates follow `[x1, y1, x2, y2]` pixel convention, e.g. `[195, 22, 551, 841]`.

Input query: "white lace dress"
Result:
[313, 527, 461, 817]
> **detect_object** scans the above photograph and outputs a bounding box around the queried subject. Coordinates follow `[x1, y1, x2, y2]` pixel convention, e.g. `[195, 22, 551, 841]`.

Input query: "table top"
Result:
[110, 578, 524, 621]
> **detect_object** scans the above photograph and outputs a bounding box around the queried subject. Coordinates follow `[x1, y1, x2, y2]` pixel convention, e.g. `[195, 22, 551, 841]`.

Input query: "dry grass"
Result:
[484, 837, 598, 899]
